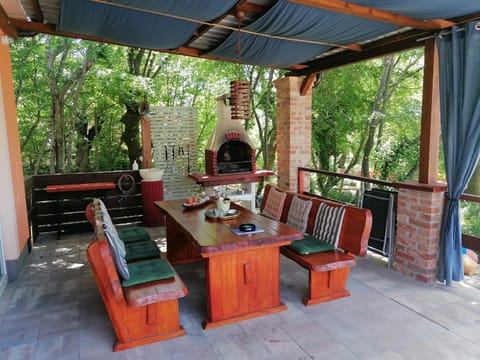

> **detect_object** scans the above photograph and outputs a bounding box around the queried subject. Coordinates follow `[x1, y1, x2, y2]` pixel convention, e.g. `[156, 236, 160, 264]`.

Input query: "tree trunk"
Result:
[76, 114, 103, 172]
[52, 95, 65, 173]
[121, 102, 142, 165]
[361, 56, 394, 177]
[45, 38, 95, 173]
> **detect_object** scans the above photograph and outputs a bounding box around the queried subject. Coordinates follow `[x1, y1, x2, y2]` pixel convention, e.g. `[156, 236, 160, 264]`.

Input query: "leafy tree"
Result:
[311, 49, 424, 196]
[311, 61, 378, 194]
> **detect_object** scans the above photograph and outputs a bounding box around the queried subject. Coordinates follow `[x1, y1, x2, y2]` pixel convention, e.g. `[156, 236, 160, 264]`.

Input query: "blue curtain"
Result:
[436, 21, 480, 285]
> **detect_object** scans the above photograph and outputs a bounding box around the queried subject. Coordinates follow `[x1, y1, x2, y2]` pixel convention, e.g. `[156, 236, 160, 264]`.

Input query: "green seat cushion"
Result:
[122, 258, 175, 287]
[125, 240, 161, 261]
[288, 234, 335, 255]
[117, 226, 151, 243]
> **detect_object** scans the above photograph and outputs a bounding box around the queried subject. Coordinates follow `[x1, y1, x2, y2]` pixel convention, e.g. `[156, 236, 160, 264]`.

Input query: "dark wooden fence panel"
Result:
[30, 170, 145, 240]
[24, 176, 34, 251]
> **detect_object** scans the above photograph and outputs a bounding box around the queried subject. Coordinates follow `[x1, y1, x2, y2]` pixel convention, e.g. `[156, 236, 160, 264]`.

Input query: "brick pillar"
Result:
[394, 184, 446, 283]
[274, 77, 312, 192]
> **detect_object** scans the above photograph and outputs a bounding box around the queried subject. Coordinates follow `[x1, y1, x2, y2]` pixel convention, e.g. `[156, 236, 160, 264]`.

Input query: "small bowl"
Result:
[139, 168, 164, 181]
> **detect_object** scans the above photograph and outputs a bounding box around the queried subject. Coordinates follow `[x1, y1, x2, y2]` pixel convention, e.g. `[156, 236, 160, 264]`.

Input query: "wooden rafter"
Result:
[183, 1, 269, 49]
[0, 4, 18, 39]
[12, 18, 307, 72]
[288, 29, 430, 76]
[290, 0, 456, 30]
[300, 73, 316, 96]
[25, 0, 44, 23]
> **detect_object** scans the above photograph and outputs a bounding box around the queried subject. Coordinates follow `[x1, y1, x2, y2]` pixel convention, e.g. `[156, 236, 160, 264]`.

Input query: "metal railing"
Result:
[297, 167, 480, 252]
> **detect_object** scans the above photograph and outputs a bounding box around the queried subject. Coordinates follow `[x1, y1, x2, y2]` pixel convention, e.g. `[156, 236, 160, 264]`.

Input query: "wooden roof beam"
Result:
[24, 0, 44, 23]
[300, 73, 316, 96]
[290, 0, 456, 30]
[288, 29, 430, 76]
[12, 19, 304, 72]
[0, 4, 19, 39]
[183, 1, 269, 49]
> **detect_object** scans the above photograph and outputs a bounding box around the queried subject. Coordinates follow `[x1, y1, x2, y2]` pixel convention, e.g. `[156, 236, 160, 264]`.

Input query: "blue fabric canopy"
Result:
[208, 0, 398, 66]
[105, 0, 236, 21]
[346, 0, 480, 19]
[57, 0, 237, 49]
[436, 21, 480, 285]
[208, 33, 329, 68]
[57, 0, 480, 67]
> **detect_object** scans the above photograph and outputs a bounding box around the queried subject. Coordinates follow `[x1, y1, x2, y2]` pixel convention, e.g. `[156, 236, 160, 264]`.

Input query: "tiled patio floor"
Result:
[1, 228, 480, 360]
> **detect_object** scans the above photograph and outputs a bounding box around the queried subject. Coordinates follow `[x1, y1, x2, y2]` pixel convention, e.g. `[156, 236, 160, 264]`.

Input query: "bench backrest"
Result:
[85, 202, 96, 228]
[261, 184, 372, 256]
[86, 199, 126, 302]
[86, 239, 125, 304]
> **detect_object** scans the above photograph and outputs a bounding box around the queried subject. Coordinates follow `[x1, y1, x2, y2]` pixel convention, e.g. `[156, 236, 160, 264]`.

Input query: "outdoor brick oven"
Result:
[204, 95, 256, 176]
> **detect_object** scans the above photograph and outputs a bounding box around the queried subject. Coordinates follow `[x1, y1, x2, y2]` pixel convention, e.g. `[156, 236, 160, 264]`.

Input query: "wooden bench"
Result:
[86, 218, 188, 351]
[260, 184, 372, 306]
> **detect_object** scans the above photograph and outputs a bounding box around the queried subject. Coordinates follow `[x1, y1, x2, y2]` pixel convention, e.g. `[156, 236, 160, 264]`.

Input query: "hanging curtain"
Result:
[436, 21, 480, 285]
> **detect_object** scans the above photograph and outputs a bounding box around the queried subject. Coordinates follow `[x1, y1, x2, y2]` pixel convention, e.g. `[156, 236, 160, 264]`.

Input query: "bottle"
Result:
[132, 160, 139, 170]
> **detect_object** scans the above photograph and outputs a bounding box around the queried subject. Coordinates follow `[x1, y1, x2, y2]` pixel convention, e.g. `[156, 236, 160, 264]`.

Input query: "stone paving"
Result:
[1, 228, 480, 360]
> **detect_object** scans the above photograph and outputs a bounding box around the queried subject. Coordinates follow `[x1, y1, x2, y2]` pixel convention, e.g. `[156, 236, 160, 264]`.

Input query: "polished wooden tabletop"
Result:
[154, 199, 303, 254]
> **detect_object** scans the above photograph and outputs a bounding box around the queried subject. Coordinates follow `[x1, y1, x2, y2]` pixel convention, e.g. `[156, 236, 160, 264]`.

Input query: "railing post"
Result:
[298, 168, 305, 194]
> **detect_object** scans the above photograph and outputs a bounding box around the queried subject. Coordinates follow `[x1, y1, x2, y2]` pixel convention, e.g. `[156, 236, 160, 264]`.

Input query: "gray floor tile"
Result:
[0, 228, 479, 359]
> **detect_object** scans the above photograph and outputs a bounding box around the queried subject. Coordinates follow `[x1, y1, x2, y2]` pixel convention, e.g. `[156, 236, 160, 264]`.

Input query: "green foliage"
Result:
[461, 201, 480, 237]
[310, 49, 423, 194]
[12, 35, 279, 177]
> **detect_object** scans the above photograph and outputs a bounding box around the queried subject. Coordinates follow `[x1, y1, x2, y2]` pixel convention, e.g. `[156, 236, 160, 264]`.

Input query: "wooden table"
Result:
[154, 199, 303, 329]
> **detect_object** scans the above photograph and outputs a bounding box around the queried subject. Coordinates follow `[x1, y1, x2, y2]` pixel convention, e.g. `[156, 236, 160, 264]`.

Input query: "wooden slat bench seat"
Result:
[260, 184, 372, 306]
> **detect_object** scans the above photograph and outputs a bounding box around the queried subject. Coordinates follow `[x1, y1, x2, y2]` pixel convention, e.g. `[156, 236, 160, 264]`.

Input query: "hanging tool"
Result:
[187, 144, 191, 173]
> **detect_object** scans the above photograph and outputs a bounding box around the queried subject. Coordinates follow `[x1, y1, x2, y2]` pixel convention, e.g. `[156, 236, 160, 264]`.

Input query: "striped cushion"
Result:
[312, 203, 346, 248]
[261, 187, 287, 220]
[286, 196, 312, 233]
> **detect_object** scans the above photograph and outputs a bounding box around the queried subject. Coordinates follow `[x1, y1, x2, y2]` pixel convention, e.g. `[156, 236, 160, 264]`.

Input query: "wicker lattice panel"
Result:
[149, 107, 201, 200]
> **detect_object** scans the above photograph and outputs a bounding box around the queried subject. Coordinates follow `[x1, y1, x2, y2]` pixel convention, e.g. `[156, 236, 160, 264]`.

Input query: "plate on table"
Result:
[183, 197, 212, 209]
[204, 208, 240, 220]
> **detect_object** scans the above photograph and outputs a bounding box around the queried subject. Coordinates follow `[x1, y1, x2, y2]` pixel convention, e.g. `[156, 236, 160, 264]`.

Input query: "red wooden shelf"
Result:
[45, 182, 116, 193]
[188, 170, 274, 187]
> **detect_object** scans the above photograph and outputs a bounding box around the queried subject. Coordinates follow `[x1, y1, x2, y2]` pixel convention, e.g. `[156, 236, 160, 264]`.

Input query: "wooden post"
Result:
[141, 115, 152, 168]
[419, 39, 441, 184]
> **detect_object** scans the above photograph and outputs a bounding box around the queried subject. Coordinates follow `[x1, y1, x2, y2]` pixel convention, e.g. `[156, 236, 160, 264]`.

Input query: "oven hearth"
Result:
[204, 95, 256, 176]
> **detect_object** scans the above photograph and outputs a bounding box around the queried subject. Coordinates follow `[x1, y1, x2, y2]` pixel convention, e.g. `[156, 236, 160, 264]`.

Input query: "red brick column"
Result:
[394, 183, 447, 283]
[274, 77, 312, 192]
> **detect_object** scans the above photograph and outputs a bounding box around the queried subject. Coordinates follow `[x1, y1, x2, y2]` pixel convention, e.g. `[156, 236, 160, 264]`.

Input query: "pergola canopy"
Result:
[1, 0, 480, 74]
